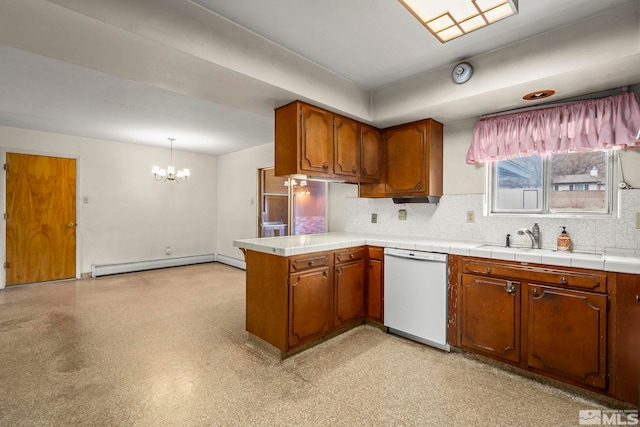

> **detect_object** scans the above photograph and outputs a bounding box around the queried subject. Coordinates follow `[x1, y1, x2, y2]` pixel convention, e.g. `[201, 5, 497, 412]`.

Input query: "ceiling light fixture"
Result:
[399, 0, 519, 43]
[152, 138, 190, 183]
[523, 90, 556, 101]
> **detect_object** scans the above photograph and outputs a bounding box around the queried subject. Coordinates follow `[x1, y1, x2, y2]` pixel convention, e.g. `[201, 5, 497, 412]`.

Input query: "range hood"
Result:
[392, 196, 440, 204]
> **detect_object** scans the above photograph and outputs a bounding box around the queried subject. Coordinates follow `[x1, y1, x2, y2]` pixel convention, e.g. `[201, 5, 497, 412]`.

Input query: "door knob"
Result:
[67, 223, 75, 228]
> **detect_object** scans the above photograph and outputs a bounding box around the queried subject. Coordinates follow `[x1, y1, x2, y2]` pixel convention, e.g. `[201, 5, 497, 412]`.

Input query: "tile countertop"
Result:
[233, 232, 640, 275]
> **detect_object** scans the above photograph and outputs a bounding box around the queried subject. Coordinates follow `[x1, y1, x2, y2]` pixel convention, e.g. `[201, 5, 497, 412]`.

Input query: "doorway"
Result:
[258, 167, 328, 237]
[6, 153, 77, 286]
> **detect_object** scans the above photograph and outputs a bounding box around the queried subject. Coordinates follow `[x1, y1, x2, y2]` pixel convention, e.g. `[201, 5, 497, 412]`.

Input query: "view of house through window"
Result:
[258, 167, 327, 236]
[491, 151, 611, 214]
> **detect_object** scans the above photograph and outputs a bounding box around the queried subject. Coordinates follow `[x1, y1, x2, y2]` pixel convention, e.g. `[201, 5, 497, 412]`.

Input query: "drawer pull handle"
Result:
[308, 261, 315, 266]
[532, 288, 539, 296]
[485, 267, 492, 274]
[349, 254, 354, 259]
[560, 276, 567, 284]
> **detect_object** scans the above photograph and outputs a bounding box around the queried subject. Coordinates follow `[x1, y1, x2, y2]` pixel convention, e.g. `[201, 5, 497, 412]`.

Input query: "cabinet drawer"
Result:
[462, 259, 607, 293]
[335, 247, 365, 264]
[367, 246, 384, 261]
[290, 253, 331, 272]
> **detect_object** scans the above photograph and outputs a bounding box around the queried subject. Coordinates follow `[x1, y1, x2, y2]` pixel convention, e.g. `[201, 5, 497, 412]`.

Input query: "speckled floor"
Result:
[0, 263, 615, 426]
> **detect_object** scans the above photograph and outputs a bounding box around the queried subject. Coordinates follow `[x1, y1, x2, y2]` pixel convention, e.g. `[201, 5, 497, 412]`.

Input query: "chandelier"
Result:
[151, 138, 190, 183]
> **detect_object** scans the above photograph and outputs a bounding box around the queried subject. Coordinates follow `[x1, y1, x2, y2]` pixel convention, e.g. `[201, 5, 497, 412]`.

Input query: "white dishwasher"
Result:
[384, 248, 450, 351]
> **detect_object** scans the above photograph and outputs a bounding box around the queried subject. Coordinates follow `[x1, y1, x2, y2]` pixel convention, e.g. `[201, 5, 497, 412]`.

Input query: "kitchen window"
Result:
[488, 150, 615, 215]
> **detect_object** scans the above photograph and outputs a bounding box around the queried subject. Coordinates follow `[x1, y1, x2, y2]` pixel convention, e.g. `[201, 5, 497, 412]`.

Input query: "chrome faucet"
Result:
[517, 228, 538, 249]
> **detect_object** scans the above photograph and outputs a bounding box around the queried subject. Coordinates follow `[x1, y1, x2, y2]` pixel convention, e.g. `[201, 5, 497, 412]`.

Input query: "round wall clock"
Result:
[452, 62, 473, 84]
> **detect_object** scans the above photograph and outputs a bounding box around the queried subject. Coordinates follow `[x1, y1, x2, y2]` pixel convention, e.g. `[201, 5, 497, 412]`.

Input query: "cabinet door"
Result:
[300, 104, 333, 175]
[461, 274, 521, 363]
[335, 260, 365, 327]
[366, 259, 383, 323]
[384, 123, 426, 194]
[527, 284, 607, 389]
[289, 267, 332, 347]
[334, 117, 359, 179]
[360, 125, 382, 181]
[615, 274, 640, 405]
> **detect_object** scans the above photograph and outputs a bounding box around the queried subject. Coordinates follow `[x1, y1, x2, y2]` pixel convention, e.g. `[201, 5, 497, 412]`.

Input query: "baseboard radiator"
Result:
[91, 254, 216, 278]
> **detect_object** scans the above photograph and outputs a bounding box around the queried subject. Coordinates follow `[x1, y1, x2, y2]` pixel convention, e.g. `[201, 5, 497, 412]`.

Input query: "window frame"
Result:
[485, 150, 617, 218]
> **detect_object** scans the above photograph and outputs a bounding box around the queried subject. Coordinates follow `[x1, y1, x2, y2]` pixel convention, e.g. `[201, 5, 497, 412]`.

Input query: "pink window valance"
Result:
[466, 92, 640, 164]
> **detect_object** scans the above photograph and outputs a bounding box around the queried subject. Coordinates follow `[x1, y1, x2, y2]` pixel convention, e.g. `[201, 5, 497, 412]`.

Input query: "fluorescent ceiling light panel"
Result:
[399, 0, 518, 43]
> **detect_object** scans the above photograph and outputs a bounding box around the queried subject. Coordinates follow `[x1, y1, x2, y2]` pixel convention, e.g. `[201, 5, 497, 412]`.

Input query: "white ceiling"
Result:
[0, 0, 638, 155]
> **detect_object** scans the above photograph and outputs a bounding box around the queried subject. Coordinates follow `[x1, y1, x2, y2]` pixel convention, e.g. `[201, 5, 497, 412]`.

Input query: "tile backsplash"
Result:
[344, 190, 640, 252]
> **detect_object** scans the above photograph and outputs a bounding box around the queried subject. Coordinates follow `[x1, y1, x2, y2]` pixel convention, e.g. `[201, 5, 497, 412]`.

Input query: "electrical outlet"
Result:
[636, 212, 640, 230]
[398, 209, 407, 221]
[371, 213, 377, 223]
[166, 246, 172, 255]
[466, 210, 475, 223]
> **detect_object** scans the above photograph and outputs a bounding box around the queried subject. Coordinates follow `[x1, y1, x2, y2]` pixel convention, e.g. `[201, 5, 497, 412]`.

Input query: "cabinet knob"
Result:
[322, 271, 328, 278]
[349, 253, 354, 259]
[322, 162, 329, 171]
[351, 166, 357, 174]
[336, 267, 343, 275]
[308, 261, 315, 266]
[362, 168, 368, 177]
[636, 295, 640, 303]
[532, 288, 539, 296]
[370, 261, 373, 268]
[485, 267, 491, 274]
[416, 182, 423, 190]
[560, 276, 567, 284]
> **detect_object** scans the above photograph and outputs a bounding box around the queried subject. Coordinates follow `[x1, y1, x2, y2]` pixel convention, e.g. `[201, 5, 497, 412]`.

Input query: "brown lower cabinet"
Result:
[288, 266, 333, 347]
[454, 256, 617, 398]
[461, 274, 521, 363]
[334, 248, 365, 328]
[527, 284, 607, 389]
[246, 247, 372, 354]
[615, 273, 640, 406]
[366, 247, 384, 323]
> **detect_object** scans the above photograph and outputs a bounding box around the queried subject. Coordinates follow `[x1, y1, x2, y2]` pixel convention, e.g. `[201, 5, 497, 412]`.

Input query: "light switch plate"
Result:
[371, 213, 377, 223]
[398, 209, 407, 221]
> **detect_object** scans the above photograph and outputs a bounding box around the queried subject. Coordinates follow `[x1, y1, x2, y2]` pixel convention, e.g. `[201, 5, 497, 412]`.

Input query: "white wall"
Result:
[216, 143, 273, 261]
[327, 182, 359, 231]
[0, 125, 217, 287]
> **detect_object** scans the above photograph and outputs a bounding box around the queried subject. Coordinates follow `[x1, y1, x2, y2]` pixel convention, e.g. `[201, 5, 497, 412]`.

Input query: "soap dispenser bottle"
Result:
[557, 226, 571, 252]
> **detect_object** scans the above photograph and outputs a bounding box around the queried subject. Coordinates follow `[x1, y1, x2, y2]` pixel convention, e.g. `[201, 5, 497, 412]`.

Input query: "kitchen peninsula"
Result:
[235, 231, 640, 406]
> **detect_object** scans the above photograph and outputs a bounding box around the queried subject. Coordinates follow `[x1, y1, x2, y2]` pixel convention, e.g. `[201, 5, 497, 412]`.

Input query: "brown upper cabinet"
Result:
[275, 102, 334, 177]
[360, 119, 443, 198]
[274, 101, 382, 183]
[334, 116, 359, 179]
[360, 124, 382, 182]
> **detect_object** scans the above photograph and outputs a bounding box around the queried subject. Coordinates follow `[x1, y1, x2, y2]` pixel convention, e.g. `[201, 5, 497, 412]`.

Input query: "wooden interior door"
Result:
[6, 153, 76, 285]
